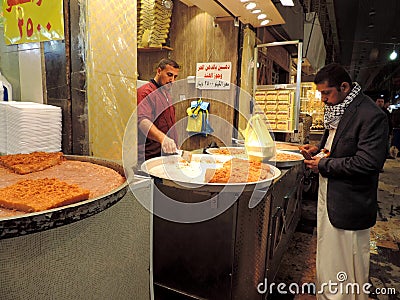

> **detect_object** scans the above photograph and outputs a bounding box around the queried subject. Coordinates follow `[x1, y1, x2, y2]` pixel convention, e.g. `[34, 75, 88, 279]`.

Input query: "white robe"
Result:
[316, 129, 371, 300]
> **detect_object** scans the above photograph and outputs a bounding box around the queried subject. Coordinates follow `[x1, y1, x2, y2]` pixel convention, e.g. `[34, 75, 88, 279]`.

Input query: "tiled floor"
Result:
[270, 158, 400, 300]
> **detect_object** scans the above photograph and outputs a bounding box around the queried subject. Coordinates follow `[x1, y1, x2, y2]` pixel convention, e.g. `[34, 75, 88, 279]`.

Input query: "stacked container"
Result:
[137, 0, 173, 48]
[0, 101, 62, 154]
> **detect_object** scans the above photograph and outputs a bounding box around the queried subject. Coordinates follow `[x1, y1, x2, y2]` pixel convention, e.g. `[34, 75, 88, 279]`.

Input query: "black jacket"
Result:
[317, 93, 388, 230]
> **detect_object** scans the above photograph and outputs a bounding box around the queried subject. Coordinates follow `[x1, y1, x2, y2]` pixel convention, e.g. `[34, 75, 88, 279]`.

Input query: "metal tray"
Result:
[205, 147, 247, 159]
[275, 142, 302, 152]
[140, 154, 281, 190]
[205, 147, 303, 168]
[269, 150, 304, 168]
[232, 139, 302, 153]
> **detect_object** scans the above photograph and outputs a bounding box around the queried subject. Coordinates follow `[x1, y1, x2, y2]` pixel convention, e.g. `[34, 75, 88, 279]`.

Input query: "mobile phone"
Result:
[300, 150, 312, 160]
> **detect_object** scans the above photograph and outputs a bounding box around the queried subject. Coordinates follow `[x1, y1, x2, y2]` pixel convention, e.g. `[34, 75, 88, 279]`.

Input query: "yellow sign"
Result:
[3, 0, 64, 45]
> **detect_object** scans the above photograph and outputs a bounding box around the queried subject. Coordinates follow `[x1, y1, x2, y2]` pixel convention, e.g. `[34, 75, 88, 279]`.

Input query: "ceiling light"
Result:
[240, 0, 250, 2]
[280, 0, 294, 6]
[260, 19, 271, 26]
[257, 13, 267, 20]
[390, 48, 398, 60]
[251, 9, 262, 14]
[245, 2, 257, 10]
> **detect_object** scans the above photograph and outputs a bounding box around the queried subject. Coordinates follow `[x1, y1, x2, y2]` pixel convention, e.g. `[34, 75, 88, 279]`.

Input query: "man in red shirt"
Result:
[137, 59, 180, 162]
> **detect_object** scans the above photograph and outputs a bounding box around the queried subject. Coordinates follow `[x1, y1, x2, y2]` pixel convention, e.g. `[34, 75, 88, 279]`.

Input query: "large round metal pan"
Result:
[274, 142, 302, 152]
[205, 146, 247, 159]
[0, 155, 128, 239]
[268, 150, 304, 168]
[205, 147, 303, 168]
[141, 154, 281, 190]
[232, 139, 302, 153]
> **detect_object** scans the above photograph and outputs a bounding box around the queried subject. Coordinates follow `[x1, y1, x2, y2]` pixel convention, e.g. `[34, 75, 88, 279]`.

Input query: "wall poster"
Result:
[196, 62, 232, 90]
[3, 0, 64, 45]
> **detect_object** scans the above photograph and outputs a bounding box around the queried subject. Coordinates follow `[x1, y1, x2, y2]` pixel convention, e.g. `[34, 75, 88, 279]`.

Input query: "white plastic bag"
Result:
[242, 114, 275, 160]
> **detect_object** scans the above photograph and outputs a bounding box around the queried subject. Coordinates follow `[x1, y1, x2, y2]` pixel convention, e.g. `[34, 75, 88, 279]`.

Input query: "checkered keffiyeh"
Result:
[324, 82, 361, 129]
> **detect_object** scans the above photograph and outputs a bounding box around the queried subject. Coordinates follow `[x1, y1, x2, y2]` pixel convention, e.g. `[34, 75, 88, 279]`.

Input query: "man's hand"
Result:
[303, 156, 321, 173]
[299, 144, 319, 154]
[162, 136, 178, 154]
[139, 119, 178, 154]
[299, 144, 320, 173]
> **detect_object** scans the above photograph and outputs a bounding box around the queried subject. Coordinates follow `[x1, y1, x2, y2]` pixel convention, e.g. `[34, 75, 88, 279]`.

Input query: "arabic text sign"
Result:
[3, 0, 64, 45]
[196, 62, 231, 90]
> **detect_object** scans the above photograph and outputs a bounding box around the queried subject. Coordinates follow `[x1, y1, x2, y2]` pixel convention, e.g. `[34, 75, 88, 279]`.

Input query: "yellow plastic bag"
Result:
[186, 110, 203, 133]
[242, 114, 275, 160]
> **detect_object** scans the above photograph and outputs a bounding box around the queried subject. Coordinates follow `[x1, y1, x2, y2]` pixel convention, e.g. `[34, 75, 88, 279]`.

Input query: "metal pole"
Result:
[256, 40, 300, 48]
[253, 45, 259, 112]
[295, 41, 303, 132]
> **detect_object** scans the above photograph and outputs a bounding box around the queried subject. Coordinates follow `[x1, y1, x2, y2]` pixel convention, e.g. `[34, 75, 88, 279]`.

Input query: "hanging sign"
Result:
[3, 0, 64, 45]
[196, 62, 231, 90]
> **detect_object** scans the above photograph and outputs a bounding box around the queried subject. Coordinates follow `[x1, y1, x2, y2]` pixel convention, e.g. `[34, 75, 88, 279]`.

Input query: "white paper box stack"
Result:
[2, 101, 62, 154]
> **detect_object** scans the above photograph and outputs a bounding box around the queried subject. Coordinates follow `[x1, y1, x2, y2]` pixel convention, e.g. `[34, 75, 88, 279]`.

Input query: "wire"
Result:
[269, 26, 289, 42]
[305, 12, 317, 58]
[339, 40, 399, 46]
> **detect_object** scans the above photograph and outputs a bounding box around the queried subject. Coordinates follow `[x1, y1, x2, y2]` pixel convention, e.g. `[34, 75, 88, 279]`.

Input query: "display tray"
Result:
[141, 154, 281, 189]
[205, 147, 248, 159]
[269, 150, 304, 168]
[232, 140, 302, 153]
[205, 147, 304, 168]
[275, 142, 302, 152]
[0, 155, 128, 239]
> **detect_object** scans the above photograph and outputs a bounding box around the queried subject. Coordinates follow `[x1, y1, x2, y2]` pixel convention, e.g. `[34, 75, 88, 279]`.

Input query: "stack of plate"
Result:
[2, 102, 62, 154]
[138, 0, 172, 48]
[0, 102, 7, 153]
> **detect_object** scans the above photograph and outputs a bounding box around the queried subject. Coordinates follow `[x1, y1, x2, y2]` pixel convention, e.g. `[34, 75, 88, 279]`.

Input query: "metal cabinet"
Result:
[153, 164, 304, 299]
[266, 163, 304, 285]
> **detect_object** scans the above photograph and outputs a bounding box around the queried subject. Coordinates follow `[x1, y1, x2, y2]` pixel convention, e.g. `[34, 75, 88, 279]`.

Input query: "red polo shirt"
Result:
[137, 80, 178, 162]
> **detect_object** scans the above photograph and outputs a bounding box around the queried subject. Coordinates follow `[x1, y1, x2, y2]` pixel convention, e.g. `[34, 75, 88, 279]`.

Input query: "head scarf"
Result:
[324, 82, 361, 129]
